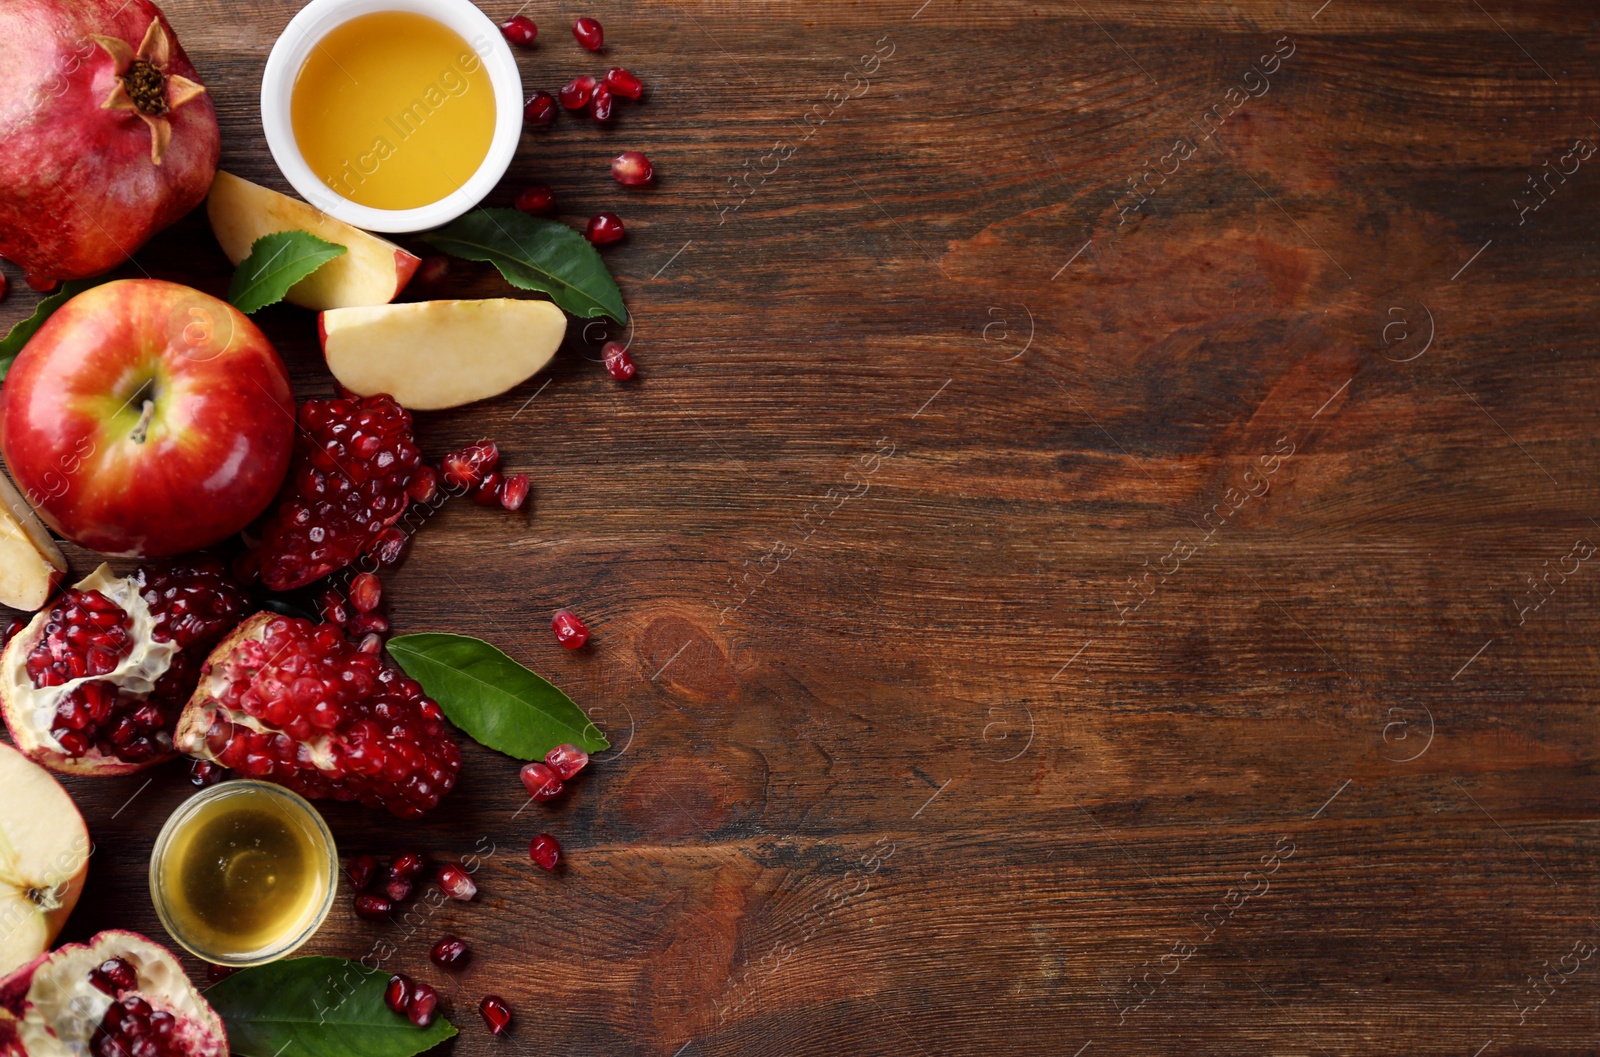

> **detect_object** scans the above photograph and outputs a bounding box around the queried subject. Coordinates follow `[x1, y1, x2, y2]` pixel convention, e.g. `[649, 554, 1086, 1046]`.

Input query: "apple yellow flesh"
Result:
[0, 472, 66, 612]
[206, 171, 420, 311]
[320, 299, 567, 411]
[0, 742, 90, 976]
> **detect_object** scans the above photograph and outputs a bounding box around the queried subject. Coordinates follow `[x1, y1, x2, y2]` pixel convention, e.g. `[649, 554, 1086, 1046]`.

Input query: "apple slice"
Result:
[320, 299, 567, 410]
[0, 740, 90, 977]
[0, 472, 66, 612]
[206, 171, 420, 311]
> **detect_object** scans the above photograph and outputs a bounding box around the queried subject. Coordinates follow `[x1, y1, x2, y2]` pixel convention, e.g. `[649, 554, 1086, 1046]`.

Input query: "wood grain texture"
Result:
[4, 0, 1600, 1053]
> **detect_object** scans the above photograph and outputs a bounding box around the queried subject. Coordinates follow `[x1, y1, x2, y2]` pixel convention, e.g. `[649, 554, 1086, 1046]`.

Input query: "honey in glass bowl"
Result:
[150, 781, 336, 966]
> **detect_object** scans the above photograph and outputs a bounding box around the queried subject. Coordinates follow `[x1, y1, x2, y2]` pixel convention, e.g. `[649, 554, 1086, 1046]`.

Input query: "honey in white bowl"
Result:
[290, 10, 495, 210]
[150, 781, 336, 966]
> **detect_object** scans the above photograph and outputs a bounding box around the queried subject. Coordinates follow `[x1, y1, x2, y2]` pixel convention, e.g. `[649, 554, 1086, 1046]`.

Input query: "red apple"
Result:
[1, 279, 294, 557]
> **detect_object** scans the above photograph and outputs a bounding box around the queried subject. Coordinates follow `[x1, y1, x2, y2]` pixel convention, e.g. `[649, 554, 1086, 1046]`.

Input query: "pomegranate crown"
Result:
[92, 17, 207, 165]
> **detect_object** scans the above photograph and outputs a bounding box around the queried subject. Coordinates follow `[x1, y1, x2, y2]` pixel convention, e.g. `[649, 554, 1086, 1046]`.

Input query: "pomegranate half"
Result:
[0, 0, 220, 280]
[0, 931, 227, 1057]
[0, 562, 251, 776]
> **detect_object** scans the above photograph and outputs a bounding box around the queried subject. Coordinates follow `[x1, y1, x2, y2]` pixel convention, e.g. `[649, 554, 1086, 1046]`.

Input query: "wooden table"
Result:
[9, 1, 1600, 1053]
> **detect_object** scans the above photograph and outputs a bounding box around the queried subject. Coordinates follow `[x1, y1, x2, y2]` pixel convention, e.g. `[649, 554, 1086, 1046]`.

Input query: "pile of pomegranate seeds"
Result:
[479, 996, 512, 1035]
[237, 395, 422, 591]
[438, 441, 528, 511]
[498, 15, 537, 47]
[530, 834, 561, 871]
[318, 571, 391, 641]
[189, 617, 460, 816]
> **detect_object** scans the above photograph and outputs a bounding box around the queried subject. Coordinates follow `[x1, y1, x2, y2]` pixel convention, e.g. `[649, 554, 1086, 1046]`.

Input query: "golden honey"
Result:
[290, 11, 495, 210]
[151, 782, 335, 965]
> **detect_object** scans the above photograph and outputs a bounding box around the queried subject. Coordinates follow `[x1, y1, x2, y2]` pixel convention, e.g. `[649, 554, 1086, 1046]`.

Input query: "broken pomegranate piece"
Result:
[0, 562, 250, 775]
[174, 613, 461, 817]
[0, 931, 227, 1057]
[237, 395, 422, 591]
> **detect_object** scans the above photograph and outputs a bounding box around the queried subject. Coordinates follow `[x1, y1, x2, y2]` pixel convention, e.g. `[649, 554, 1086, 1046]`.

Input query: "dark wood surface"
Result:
[5, 1, 1600, 1053]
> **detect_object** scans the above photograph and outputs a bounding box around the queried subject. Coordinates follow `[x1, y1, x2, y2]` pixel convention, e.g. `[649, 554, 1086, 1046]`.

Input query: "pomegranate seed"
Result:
[439, 863, 478, 901]
[602, 341, 636, 380]
[407, 983, 439, 1028]
[523, 90, 557, 126]
[479, 995, 512, 1035]
[499, 15, 537, 47]
[89, 958, 138, 996]
[514, 185, 556, 217]
[500, 474, 529, 511]
[441, 441, 500, 489]
[317, 588, 350, 628]
[471, 471, 504, 507]
[551, 609, 589, 648]
[358, 632, 385, 654]
[0, 272, 8, 301]
[603, 67, 643, 100]
[530, 834, 562, 870]
[430, 935, 470, 969]
[573, 16, 603, 50]
[189, 759, 225, 787]
[0, 616, 24, 648]
[354, 893, 394, 919]
[558, 75, 596, 110]
[347, 854, 378, 891]
[205, 964, 236, 983]
[611, 151, 653, 186]
[384, 974, 414, 1014]
[520, 761, 564, 801]
[372, 526, 409, 566]
[589, 84, 614, 123]
[545, 743, 589, 780]
[390, 849, 426, 880]
[24, 274, 56, 292]
[585, 213, 624, 246]
[385, 877, 414, 903]
[349, 572, 382, 614]
[414, 256, 450, 287]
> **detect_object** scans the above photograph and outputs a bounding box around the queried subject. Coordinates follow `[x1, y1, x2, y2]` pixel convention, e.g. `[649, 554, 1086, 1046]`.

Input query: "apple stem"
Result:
[129, 399, 156, 444]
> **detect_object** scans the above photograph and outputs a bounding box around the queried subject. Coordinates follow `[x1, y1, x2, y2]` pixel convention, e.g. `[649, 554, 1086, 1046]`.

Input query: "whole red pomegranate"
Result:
[0, 561, 251, 776]
[0, 0, 220, 281]
[176, 613, 461, 817]
[0, 931, 227, 1057]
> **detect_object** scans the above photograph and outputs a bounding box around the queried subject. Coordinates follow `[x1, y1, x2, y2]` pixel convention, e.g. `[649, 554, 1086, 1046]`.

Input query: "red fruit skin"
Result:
[0, 0, 221, 280]
[1, 280, 294, 557]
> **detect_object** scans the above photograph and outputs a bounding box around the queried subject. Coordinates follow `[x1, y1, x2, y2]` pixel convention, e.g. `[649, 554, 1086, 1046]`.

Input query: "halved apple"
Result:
[320, 299, 566, 410]
[206, 171, 420, 311]
[0, 740, 90, 976]
[0, 472, 66, 612]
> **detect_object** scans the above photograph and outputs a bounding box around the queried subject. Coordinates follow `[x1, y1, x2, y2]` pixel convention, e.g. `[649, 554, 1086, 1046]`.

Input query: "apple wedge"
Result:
[0, 472, 66, 612]
[320, 299, 567, 410]
[0, 740, 90, 976]
[206, 171, 420, 311]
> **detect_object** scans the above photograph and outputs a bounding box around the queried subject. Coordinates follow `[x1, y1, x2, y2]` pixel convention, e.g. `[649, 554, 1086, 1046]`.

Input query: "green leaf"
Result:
[205, 956, 455, 1057]
[227, 230, 346, 314]
[388, 632, 608, 759]
[0, 278, 109, 379]
[419, 208, 627, 323]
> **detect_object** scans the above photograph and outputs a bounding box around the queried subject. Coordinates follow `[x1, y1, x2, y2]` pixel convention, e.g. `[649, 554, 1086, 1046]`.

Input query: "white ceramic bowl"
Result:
[259, 0, 522, 232]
